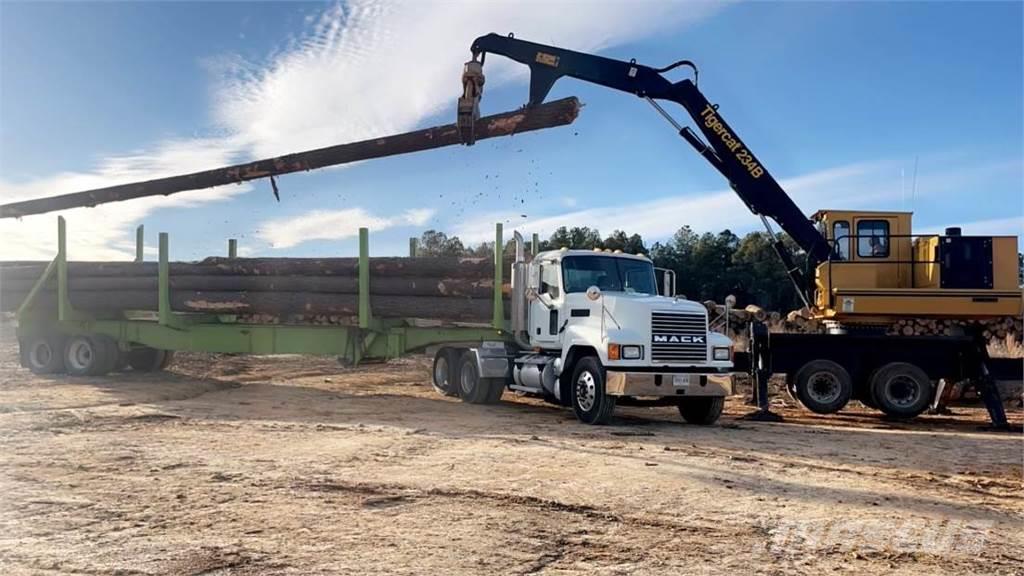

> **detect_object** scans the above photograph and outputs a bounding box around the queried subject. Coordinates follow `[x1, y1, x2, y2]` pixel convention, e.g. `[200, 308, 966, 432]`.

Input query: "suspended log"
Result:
[0, 97, 582, 218]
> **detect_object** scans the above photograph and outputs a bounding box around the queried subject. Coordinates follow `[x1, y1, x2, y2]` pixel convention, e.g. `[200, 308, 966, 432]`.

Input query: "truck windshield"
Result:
[562, 256, 657, 295]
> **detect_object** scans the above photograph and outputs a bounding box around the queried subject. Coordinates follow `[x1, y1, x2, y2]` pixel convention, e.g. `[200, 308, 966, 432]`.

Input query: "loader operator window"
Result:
[562, 256, 657, 295]
[856, 220, 890, 258]
[832, 221, 850, 260]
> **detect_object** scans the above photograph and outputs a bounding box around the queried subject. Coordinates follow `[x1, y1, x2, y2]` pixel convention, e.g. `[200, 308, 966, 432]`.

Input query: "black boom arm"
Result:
[468, 33, 831, 300]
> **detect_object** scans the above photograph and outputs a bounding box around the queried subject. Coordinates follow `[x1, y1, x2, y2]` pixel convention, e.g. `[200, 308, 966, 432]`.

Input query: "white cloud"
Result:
[1, 0, 726, 260]
[0, 137, 249, 260]
[450, 156, 1023, 244]
[256, 207, 435, 248]
[211, 0, 726, 158]
[918, 216, 1023, 238]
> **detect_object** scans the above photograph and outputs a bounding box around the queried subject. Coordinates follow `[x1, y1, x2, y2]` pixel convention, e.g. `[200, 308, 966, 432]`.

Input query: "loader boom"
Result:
[464, 33, 831, 301]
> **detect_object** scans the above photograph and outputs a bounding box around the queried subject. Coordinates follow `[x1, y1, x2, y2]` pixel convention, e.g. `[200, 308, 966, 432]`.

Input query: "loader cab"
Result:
[811, 209, 1021, 318]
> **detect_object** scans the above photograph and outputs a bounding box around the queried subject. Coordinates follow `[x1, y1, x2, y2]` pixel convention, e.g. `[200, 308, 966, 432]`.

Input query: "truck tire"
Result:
[64, 335, 113, 376]
[127, 347, 168, 372]
[678, 397, 724, 425]
[19, 334, 66, 374]
[431, 348, 460, 397]
[793, 359, 852, 414]
[457, 352, 502, 405]
[870, 362, 932, 419]
[570, 356, 616, 425]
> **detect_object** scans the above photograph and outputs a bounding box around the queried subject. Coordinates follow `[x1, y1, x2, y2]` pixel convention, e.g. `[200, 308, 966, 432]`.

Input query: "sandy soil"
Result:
[0, 323, 1021, 575]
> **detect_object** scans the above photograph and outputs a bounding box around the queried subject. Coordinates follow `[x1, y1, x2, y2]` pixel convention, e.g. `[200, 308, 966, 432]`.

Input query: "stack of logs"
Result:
[0, 257, 511, 325]
[701, 299, 1023, 351]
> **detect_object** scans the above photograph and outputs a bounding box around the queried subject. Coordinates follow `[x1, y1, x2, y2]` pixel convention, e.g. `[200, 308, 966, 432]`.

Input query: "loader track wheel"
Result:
[432, 348, 461, 397]
[570, 356, 616, 425]
[678, 397, 725, 425]
[64, 335, 113, 376]
[793, 359, 852, 414]
[458, 352, 502, 405]
[20, 334, 66, 374]
[870, 362, 932, 419]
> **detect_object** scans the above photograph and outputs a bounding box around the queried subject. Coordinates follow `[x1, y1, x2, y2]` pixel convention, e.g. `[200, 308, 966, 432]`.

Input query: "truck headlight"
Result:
[713, 346, 731, 361]
[621, 345, 642, 360]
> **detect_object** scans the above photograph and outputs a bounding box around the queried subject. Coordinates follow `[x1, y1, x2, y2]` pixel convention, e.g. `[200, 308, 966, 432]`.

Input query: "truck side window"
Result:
[832, 221, 850, 260]
[540, 265, 560, 299]
[856, 220, 890, 258]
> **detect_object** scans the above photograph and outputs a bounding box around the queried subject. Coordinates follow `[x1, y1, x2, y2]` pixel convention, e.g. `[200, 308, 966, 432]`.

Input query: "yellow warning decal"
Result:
[535, 52, 560, 67]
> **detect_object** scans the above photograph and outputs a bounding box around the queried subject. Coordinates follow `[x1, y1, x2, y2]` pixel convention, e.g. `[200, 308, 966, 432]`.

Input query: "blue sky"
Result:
[1, 1, 1021, 260]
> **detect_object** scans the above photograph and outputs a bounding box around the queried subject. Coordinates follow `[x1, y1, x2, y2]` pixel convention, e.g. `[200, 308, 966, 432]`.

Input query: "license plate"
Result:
[672, 375, 691, 388]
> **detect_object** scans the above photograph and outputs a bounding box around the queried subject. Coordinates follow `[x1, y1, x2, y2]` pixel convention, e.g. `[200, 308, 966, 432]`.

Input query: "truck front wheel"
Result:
[570, 356, 615, 425]
[678, 397, 725, 425]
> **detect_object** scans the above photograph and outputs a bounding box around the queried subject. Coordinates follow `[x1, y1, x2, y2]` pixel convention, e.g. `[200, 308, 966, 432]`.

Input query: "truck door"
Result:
[530, 261, 562, 348]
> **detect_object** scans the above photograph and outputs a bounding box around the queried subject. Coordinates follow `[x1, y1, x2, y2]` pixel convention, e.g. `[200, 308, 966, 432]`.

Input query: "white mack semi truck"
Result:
[431, 233, 735, 425]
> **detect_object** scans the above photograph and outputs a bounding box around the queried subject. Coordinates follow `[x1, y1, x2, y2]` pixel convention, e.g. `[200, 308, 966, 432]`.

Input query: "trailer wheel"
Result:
[457, 352, 502, 405]
[64, 335, 113, 376]
[431, 348, 460, 397]
[91, 334, 121, 375]
[678, 397, 724, 425]
[127, 347, 168, 372]
[793, 359, 852, 414]
[570, 356, 616, 425]
[19, 334, 66, 374]
[870, 362, 932, 419]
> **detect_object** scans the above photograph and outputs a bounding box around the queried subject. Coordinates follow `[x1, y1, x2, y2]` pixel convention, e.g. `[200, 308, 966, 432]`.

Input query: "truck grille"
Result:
[651, 311, 708, 364]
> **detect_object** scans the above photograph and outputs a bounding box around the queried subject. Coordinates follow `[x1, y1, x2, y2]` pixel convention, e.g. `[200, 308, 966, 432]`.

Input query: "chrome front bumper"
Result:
[605, 371, 732, 398]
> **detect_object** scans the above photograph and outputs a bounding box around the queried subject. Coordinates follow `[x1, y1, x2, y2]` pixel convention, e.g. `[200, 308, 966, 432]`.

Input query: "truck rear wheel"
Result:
[64, 335, 113, 376]
[870, 362, 932, 419]
[431, 348, 460, 397]
[20, 334, 66, 374]
[570, 356, 616, 425]
[678, 397, 724, 425]
[793, 359, 852, 414]
[458, 352, 503, 405]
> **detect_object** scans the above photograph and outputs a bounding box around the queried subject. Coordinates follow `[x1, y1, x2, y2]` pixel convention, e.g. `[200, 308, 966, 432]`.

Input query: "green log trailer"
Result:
[15, 217, 513, 371]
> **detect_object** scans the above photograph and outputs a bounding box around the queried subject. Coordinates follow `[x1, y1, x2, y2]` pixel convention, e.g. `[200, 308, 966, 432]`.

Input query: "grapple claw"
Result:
[457, 58, 485, 145]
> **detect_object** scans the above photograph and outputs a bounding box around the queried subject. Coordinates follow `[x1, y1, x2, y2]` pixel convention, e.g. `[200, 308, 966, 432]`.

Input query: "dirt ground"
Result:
[0, 323, 1021, 575]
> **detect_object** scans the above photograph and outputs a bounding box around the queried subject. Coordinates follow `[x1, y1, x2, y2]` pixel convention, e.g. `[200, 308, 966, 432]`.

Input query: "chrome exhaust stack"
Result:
[511, 232, 531, 348]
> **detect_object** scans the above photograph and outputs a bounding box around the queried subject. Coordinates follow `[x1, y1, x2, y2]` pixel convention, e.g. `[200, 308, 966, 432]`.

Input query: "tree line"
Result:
[416, 226, 809, 311]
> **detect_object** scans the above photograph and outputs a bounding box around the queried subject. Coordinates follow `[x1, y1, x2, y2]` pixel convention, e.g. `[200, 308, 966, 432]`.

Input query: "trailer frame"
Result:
[16, 217, 510, 366]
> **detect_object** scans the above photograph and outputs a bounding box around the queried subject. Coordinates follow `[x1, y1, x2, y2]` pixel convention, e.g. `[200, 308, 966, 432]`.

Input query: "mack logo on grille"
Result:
[653, 334, 705, 344]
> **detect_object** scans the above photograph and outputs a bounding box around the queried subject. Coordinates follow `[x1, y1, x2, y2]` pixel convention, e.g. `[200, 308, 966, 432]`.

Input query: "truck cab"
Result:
[506, 244, 733, 424]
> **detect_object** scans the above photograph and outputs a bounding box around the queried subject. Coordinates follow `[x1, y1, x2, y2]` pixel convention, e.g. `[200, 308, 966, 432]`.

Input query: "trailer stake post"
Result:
[158, 233, 171, 326]
[358, 227, 371, 329]
[409, 237, 418, 258]
[57, 216, 69, 322]
[228, 239, 238, 259]
[135, 225, 144, 262]
[531, 233, 540, 257]
[492, 223, 504, 329]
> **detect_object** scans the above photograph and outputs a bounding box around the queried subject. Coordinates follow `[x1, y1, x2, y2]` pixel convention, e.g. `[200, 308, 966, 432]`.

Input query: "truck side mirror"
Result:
[586, 285, 602, 301]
